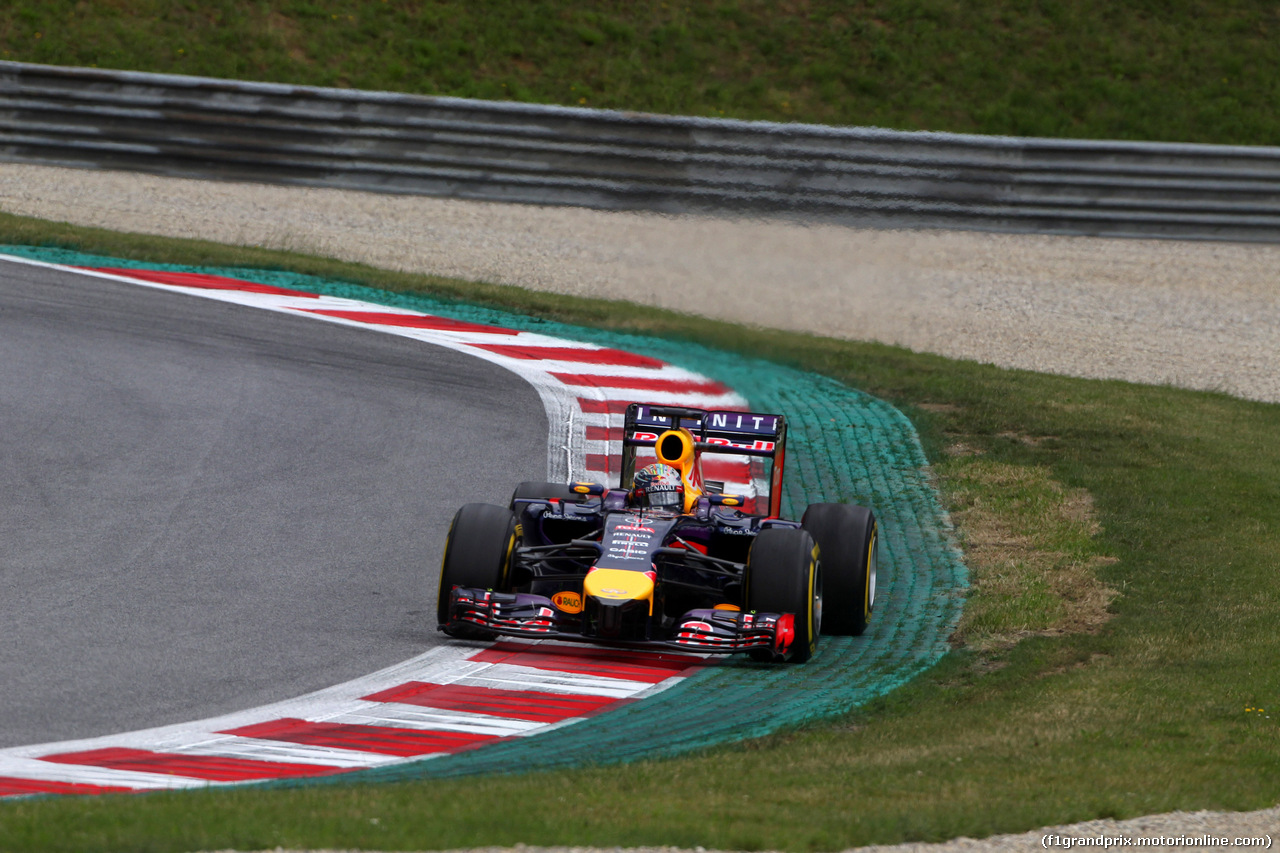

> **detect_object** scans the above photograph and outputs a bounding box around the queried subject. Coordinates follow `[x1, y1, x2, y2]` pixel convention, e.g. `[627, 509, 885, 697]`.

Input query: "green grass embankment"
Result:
[2, 1, 1278, 145]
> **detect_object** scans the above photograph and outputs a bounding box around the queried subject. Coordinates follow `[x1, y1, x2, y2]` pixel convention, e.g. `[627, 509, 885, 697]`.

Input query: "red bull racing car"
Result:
[436, 404, 878, 662]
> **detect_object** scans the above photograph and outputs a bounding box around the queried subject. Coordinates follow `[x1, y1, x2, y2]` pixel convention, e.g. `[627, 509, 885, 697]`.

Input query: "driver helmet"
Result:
[630, 463, 684, 510]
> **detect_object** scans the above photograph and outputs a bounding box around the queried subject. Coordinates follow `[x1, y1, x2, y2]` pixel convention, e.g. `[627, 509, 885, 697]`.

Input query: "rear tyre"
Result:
[802, 503, 877, 636]
[437, 503, 519, 636]
[745, 528, 821, 663]
[509, 481, 578, 509]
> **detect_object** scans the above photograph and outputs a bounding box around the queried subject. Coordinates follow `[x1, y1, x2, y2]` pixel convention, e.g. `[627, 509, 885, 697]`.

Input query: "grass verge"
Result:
[2, 1, 1279, 145]
[942, 452, 1119, 650]
[1, 214, 1278, 851]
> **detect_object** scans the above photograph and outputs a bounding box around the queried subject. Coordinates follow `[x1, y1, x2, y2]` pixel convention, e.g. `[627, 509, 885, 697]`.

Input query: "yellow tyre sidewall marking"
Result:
[865, 524, 877, 619]
[807, 544, 819, 655]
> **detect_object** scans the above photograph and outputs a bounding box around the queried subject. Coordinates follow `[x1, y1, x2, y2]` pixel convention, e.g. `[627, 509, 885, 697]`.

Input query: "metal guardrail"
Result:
[2, 60, 1279, 242]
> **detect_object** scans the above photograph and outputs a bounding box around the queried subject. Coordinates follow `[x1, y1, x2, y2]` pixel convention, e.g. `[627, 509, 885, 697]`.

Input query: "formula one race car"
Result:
[436, 404, 878, 662]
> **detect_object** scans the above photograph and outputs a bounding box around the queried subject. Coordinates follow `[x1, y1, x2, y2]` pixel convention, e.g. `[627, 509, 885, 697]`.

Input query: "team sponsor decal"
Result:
[551, 591, 584, 613]
[631, 430, 775, 452]
[705, 437, 776, 451]
[634, 408, 780, 436]
[594, 517, 679, 571]
[606, 535, 651, 560]
[603, 522, 656, 561]
[707, 412, 780, 434]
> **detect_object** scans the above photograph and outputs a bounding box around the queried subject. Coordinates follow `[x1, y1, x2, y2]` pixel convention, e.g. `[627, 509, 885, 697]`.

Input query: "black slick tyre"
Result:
[802, 503, 877, 636]
[437, 503, 519, 634]
[745, 528, 822, 663]
[509, 481, 578, 509]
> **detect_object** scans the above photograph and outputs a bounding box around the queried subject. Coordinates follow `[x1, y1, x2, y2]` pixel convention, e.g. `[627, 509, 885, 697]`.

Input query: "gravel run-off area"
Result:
[3, 162, 1278, 851]
[3, 163, 1280, 404]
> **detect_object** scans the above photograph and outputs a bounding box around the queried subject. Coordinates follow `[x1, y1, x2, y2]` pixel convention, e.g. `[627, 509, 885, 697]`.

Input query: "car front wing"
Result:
[443, 586, 796, 658]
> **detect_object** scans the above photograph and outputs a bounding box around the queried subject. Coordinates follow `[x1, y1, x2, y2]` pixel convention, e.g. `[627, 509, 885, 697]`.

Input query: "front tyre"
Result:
[436, 503, 519, 635]
[802, 503, 877, 636]
[745, 528, 821, 663]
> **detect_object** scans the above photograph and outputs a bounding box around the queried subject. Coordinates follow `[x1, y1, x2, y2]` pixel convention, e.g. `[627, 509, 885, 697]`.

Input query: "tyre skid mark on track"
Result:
[0, 255, 741, 798]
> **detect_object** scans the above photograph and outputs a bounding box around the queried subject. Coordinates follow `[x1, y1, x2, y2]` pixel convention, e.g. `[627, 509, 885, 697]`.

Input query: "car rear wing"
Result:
[621, 403, 788, 517]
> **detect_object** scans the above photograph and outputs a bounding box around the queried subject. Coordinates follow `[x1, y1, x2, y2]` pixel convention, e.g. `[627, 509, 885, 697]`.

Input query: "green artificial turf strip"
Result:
[1, 214, 1278, 850]
[3, 0, 1279, 145]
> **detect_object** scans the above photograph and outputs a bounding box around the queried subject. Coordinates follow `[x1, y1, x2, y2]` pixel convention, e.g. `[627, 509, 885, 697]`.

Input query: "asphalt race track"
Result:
[0, 258, 546, 748]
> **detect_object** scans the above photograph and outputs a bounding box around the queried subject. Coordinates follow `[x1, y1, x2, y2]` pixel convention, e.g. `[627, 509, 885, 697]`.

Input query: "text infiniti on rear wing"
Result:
[620, 403, 788, 517]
